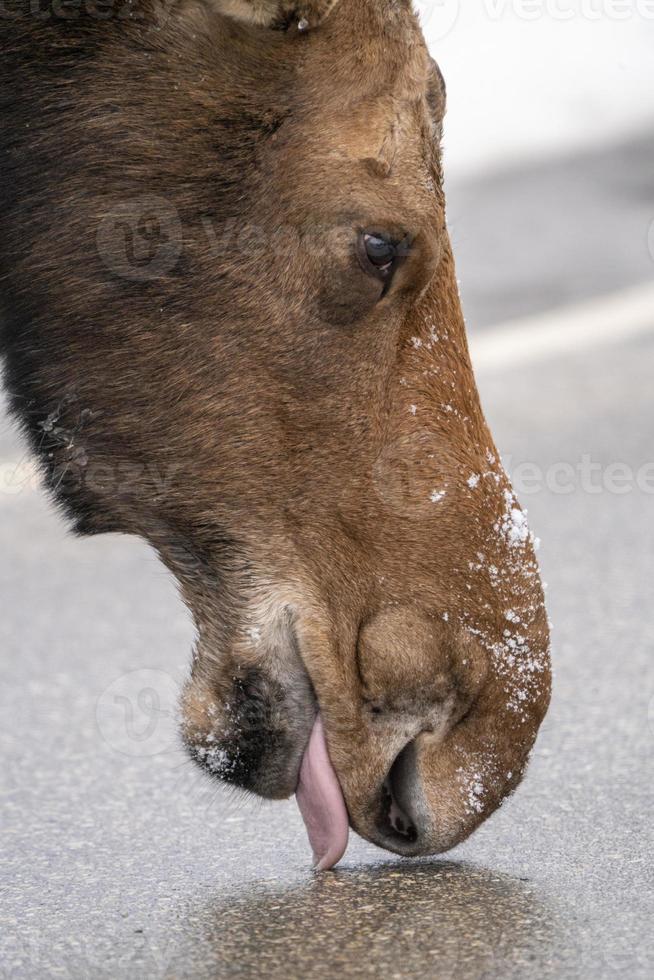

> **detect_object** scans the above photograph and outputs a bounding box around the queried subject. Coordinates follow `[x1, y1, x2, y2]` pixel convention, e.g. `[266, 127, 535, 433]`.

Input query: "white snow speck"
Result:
[456, 766, 487, 815]
[496, 490, 532, 548]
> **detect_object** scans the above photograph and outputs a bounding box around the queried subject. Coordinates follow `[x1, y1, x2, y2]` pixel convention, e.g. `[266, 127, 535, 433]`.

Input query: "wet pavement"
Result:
[1, 137, 654, 978]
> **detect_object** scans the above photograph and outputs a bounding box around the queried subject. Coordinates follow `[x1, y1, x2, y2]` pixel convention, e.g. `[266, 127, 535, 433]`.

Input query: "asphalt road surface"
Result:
[1, 136, 653, 978]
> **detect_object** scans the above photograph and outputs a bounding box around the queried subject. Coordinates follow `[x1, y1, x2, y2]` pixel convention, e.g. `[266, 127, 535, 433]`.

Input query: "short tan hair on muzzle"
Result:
[215, 0, 342, 29]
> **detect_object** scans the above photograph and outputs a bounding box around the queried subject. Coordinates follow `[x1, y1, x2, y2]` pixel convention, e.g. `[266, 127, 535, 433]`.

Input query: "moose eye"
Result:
[365, 234, 396, 271]
[358, 231, 411, 291]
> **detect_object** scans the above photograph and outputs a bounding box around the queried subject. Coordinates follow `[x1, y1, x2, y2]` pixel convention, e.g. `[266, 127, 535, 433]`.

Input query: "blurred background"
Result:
[1, 4, 653, 978]
[429, 0, 654, 322]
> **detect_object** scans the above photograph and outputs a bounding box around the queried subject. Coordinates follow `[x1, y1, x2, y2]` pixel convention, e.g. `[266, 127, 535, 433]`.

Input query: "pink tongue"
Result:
[295, 715, 349, 871]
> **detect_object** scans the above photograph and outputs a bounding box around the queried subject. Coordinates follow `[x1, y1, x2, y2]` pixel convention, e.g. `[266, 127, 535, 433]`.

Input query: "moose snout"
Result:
[345, 715, 526, 859]
[362, 729, 492, 858]
[180, 589, 549, 865]
[333, 603, 551, 858]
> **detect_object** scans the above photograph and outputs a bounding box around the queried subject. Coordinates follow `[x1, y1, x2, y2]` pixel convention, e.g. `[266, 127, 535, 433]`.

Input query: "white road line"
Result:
[470, 281, 654, 374]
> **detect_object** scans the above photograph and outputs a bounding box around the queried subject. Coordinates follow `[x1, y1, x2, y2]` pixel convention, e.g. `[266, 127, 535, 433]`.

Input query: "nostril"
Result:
[379, 744, 419, 844]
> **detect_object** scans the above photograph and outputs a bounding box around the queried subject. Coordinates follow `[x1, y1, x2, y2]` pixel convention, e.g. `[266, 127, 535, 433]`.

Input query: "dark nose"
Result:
[376, 741, 423, 852]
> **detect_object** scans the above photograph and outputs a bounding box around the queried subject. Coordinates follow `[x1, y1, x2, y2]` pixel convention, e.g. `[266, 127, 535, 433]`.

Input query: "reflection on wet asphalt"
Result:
[178, 863, 561, 980]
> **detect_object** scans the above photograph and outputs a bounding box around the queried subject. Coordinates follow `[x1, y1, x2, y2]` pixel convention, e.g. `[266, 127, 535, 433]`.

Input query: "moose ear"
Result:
[215, 0, 342, 29]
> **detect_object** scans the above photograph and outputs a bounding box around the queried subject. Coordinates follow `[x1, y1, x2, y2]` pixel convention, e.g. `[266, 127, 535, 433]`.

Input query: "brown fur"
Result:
[0, 0, 550, 856]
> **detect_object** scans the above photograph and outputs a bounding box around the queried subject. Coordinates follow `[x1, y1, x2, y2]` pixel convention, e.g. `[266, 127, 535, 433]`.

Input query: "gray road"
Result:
[448, 131, 654, 328]
[1, 136, 653, 978]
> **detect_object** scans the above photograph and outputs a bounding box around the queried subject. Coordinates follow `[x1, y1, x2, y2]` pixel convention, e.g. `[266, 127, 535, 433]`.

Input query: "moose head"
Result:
[0, 0, 550, 869]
